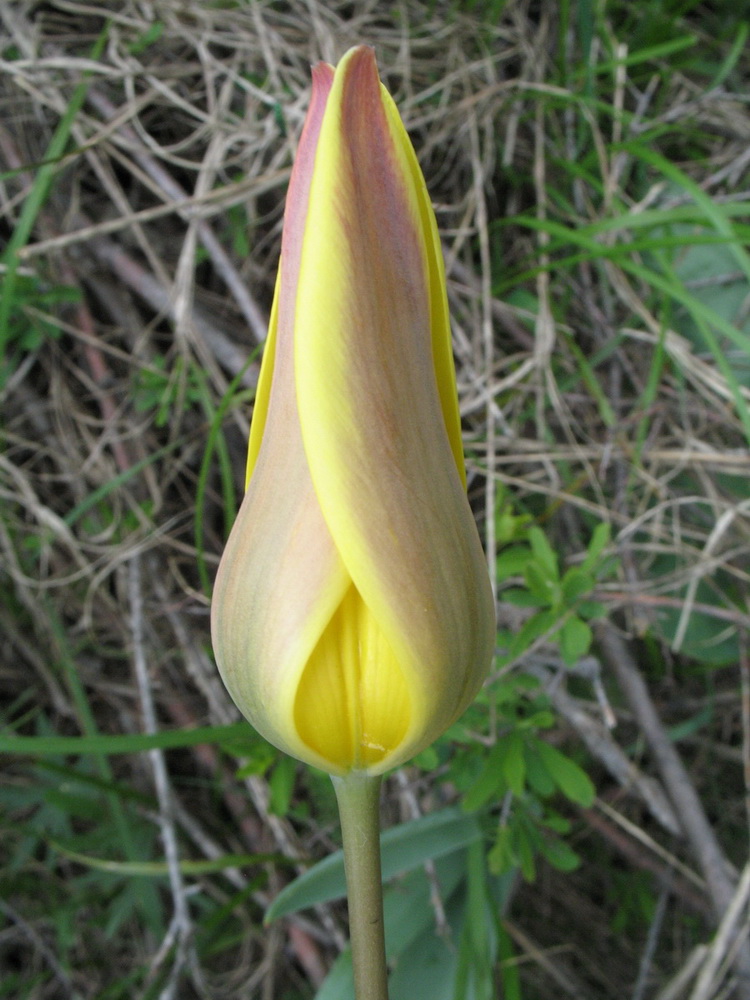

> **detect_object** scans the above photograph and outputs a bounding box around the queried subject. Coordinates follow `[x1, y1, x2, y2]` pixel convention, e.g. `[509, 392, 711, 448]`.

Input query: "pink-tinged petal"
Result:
[212, 61, 352, 771]
[294, 47, 495, 766]
[212, 47, 495, 776]
[246, 61, 334, 484]
[378, 83, 466, 485]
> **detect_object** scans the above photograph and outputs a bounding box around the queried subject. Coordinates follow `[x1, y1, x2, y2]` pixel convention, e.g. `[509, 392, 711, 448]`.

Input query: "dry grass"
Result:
[2, 1, 750, 998]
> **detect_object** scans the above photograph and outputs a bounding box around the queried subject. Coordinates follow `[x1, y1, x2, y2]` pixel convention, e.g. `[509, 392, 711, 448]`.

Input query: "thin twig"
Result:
[128, 554, 203, 1000]
[631, 875, 671, 1000]
[394, 770, 449, 938]
[740, 632, 750, 847]
[85, 87, 269, 345]
[598, 623, 750, 999]
[654, 946, 710, 1000]
[688, 862, 750, 1000]
[597, 623, 739, 916]
[528, 661, 681, 834]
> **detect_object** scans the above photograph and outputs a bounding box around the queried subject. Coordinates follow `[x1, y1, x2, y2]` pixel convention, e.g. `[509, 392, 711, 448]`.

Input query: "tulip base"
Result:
[332, 772, 389, 1000]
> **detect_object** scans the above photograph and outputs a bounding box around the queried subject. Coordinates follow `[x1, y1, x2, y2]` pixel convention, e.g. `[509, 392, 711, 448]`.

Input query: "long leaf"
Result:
[266, 808, 483, 922]
[0, 721, 250, 756]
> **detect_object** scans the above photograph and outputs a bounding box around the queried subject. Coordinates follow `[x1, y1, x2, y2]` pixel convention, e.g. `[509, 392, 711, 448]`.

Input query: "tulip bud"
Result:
[211, 46, 495, 776]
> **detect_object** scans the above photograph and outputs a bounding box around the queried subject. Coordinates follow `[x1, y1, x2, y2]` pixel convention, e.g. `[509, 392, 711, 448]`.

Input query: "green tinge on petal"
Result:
[294, 584, 410, 771]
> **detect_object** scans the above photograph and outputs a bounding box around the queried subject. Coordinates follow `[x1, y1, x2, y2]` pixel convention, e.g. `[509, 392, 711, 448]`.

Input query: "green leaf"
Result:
[563, 335, 617, 427]
[235, 741, 276, 779]
[314, 952, 354, 1000]
[493, 673, 540, 704]
[622, 142, 750, 286]
[590, 34, 697, 75]
[509, 609, 559, 658]
[524, 744, 556, 797]
[666, 706, 712, 743]
[534, 741, 595, 806]
[0, 722, 252, 756]
[622, 255, 750, 444]
[127, 21, 164, 55]
[524, 561, 559, 604]
[461, 744, 507, 812]
[193, 360, 253, 594]
[528, 527, 559, 581]
[581, 522, 611, 572]
[515, 824, 536, 882]
[708, 21, 747, 88]
[383, 850, 467, 957]
[540, 835, 581, 873]
[559, 616, 593, 665]
[496, 508, 531, 545]
[63, 439, 183, 529]
[497, 921, 522, 1000]
[560, 567, 595, 603]
[386, 851, 499, 1000]
[268, 756, 297, 816]
[542, 810, 571, 835]
[266, 808, 483, 922]
[454, 842, 494, 1000]
[412, 745, 439, 770]
[501, 587, 548, 608]
[518, 710, 556, 731]
[576, 599, 607, 620]
[498, 732, 526, 796]
[496, 546, 532, 580]
[487, 826, 514, 877]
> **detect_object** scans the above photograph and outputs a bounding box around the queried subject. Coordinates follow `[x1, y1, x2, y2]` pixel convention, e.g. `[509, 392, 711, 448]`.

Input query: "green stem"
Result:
[332, 772, 389, 1000]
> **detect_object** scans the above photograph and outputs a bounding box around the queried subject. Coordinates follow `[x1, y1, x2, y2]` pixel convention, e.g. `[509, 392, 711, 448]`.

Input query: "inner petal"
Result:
[293, 583, 410, 770]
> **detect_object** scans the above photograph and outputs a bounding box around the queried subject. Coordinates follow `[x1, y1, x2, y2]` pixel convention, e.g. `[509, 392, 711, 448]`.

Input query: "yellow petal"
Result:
[212, 48, 495, 777]
[294, 585, 410, 770]
[212, 60, 350, 772]
[294, 47, 495, 768]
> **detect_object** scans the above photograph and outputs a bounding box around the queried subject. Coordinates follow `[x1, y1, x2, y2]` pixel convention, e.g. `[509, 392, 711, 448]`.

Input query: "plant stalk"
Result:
[332, 772, 389, 1000]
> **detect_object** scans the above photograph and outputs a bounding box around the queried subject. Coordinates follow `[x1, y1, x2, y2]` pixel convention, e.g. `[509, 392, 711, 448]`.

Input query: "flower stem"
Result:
[332, 772, 389, 1000]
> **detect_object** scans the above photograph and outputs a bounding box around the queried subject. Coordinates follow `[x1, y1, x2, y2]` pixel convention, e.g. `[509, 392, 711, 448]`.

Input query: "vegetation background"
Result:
[2, 0, 750, 997]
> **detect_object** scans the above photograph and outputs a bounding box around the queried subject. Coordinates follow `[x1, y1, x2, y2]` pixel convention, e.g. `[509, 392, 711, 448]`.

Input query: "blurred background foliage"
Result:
[2, 0, 750, 997]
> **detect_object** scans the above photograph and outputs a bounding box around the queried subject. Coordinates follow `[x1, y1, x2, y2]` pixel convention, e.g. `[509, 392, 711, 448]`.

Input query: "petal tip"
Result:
[311, 61, 334, 91]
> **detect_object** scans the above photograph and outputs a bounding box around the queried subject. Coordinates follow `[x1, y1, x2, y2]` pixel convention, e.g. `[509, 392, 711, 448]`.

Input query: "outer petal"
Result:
[378, 83, 466, 486]
[245, 63, 335, 484]
[211, 62, 352, 772]
[295, 47, 496, 769]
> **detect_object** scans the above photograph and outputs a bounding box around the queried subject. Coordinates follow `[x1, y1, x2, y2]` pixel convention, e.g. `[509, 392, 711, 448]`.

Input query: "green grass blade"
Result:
[51, 842, 283, 876]
[63, 439, 183, 528]
[621, 141, 750, 283]
[193, 359, 256, 596]
[0, 721, 250, 755]
[0, 25, 109, 367]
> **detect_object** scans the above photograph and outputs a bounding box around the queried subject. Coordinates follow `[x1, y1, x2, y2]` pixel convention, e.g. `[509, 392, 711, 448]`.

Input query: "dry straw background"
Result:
[2, 1, 750, 998]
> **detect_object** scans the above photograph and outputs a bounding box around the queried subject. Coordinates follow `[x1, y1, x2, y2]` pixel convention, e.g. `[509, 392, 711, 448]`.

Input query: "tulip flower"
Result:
[211, 46, 495, 778]
[211, 46, 496, 1000]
